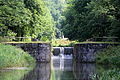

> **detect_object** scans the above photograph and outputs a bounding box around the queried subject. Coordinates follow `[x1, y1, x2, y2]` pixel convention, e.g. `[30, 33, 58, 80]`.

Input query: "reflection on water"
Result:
[52, 57, 74, 80]
[52, 56, 96, 80]
[0, 69, 28, 80]
[23, 63, 51, 80]
[0, 56, 120, 80]
[73, 63, 96, 80]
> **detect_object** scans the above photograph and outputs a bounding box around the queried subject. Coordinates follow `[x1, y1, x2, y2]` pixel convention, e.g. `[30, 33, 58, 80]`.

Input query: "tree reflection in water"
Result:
[73, 63, 96, 80]
[1, 58, 119, 80]
[22, 58, 96, 80]
[23, 63, 51, 80]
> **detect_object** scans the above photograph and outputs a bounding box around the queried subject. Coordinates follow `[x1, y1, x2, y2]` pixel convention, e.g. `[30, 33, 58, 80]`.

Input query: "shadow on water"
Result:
[23, 63, 51, 80]
[51, 57, 96, 80]
[73, 63, 96, 80]
[0, 56, 120, 80]
[0, 69, 29, 80]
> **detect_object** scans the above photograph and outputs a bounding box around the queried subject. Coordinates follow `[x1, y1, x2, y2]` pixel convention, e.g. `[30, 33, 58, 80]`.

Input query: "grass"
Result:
[96, 46, 120, 66]
[51, 39, 78, 47]
[91, 45, 120, 80]
[0, 44, 35, 69]
[91, 69, 120, 80]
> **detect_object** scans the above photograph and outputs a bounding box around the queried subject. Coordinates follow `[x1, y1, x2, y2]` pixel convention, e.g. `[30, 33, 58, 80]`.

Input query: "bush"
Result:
[92, 69, 120, 80]
[0, 44, 35, 68]
[52, 39, 78, 47]
[0, 36, 10, 42]
[96, 46, 120, 66]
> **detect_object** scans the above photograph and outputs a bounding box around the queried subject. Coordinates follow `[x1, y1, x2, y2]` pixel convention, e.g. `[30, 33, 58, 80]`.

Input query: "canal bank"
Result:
[0, 44, 35, 69]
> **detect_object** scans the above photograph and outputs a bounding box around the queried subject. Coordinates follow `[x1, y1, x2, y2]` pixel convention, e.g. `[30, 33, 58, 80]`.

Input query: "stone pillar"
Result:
[52, 47, 60, 56]
[74, 43, 119, 62]
[64, 47, 73, 55]
[5, 43, 51, 62]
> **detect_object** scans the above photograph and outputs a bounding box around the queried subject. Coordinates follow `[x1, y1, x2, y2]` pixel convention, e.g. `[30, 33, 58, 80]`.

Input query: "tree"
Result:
[0, 0, 32, 37]
[0, 0, 55, 41]
[62, 0, 120, 41]
[45, 0, 66, 38]
[62, 0, 91, 41]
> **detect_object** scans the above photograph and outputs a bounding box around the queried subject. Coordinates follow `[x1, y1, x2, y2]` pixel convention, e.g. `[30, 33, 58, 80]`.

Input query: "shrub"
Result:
[52, 39, 78, 47]
[0, 44, 35, 68]
[96, 46, 120, 66]
[92, 69, 120, 80]
[0, 36, 10, 42]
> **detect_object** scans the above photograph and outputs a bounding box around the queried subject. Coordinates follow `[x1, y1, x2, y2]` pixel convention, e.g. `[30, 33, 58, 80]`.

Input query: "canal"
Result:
[0, 55, 120, 80]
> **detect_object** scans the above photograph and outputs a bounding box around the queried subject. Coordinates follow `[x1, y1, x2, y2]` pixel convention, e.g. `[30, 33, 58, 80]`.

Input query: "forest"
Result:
[62, 0, 120, 41]
[0, 0, 120, 41]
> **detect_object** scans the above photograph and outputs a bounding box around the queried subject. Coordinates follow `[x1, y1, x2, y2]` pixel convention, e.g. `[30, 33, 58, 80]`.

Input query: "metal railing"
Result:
[1, 36, 39, 42]
[86, 37, 119, 42]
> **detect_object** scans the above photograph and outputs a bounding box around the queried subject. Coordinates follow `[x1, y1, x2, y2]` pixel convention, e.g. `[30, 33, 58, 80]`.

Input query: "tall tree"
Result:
[0, 0, 32, 37]
[62, 0, 120, 41]
[45, 0, 66, 38]
[24, 0, 55, 40]
[0, 0, 55, 41]
[62, 0, 91, 41]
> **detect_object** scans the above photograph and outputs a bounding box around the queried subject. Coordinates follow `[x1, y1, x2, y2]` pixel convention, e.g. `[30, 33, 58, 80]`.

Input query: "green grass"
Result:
[92, 69, 120, 80]
[96, 46, 120, 66]
[0, 44, 35, 69]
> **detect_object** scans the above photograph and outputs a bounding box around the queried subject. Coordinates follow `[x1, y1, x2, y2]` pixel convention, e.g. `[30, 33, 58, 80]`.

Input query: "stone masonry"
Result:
[74, 43, 120, 62]
[5, 43, 51, 62]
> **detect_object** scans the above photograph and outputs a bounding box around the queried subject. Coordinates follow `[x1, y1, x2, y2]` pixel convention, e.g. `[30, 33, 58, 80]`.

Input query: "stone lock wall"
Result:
[5, 43, 51, 62]
[74, 43, 119, 62]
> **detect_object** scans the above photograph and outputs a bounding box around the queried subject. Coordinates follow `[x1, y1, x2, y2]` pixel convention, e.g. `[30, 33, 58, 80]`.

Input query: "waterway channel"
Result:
[0, 55, 120, 80]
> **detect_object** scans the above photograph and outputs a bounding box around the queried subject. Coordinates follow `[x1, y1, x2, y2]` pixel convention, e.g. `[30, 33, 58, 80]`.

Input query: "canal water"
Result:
[0, 55, 120, 80]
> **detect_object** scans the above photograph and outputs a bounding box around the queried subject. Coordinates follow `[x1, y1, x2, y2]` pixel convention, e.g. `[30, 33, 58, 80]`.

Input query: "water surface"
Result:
[0, 55, 120, 80]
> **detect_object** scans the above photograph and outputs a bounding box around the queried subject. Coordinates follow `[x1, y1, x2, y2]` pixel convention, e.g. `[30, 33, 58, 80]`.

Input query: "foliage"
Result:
[62, 0, 120, 41]
[0, 44, 35, 68]
[52, 39, 78, 47]
[96, 46, 120, 66]
[0, 36, 10, 42]
[45, 0, 66, 38]
[0, 0, 32, 37]
[0, 0, 55, 41]
[92, 69, 120, 80]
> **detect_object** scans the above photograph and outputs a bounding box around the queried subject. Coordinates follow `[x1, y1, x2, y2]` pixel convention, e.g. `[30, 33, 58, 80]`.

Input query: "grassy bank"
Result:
[96, 46, 120, 66]
[0, 44, 35, 69]
[92, 69, 120, 80]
